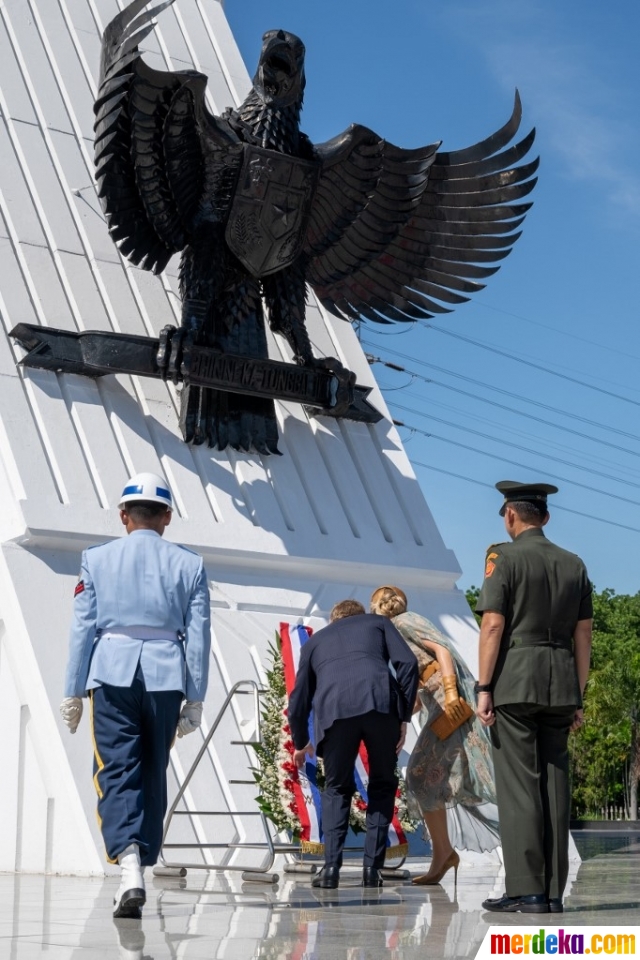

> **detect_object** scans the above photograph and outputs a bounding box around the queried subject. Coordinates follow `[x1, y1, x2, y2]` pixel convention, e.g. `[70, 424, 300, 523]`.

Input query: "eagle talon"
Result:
[321, 358, 356, 387]
[157, 325, 193, 384]
[303, 355, 342, 372]
[156, 325, 176, 379]
[168, 329, 183, 384]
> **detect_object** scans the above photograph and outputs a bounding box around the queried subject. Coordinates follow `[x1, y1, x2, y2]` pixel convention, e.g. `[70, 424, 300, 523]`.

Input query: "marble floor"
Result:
[1, 838, 639, 959]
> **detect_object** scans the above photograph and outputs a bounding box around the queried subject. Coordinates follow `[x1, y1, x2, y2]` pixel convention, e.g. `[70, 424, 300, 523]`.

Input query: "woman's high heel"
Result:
[412, 850, 460, 886]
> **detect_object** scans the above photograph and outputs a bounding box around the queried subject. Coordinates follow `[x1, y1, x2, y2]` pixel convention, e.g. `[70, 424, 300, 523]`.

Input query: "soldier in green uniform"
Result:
[475, 481, 592, 914]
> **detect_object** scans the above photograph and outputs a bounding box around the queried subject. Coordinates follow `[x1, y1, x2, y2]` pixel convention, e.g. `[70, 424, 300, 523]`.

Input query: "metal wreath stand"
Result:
[153, 679, 409, 884]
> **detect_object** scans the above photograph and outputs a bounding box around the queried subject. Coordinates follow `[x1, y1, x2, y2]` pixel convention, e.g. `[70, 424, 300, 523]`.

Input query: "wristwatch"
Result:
[474, 682, 492, 695]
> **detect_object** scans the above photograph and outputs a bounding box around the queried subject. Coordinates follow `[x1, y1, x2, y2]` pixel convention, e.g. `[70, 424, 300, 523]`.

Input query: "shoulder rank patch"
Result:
[484, 552, 499, 578]
[74, 580, 85, 597]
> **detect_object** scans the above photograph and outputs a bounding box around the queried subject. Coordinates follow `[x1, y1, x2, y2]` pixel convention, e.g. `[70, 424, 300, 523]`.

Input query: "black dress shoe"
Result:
[362, 867, 383, 888]
[549, 898, 563, 913]
[312, 866, 340, 889]
[483, 894, 549, 914]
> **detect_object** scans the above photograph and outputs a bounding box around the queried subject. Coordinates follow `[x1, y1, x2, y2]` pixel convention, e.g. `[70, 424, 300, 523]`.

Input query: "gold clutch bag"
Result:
[429, 697, 474, 741]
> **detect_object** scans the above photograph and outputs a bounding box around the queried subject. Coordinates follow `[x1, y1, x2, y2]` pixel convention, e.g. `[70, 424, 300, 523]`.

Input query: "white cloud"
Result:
[436, 0, 640, 220]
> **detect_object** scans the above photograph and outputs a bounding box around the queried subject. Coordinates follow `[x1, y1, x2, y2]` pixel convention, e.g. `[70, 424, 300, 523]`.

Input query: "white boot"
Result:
[113, 843, 146, 918]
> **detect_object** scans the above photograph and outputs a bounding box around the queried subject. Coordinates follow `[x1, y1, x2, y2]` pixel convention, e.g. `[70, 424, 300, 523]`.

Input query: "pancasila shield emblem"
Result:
[225, 144, 318, 278]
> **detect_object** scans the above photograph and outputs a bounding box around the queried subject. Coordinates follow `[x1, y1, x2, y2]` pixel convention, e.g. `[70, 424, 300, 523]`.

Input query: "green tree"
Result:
[468, 583, 640, 819]
[465, 586, 481, 626]
[571, 589, 640, 819]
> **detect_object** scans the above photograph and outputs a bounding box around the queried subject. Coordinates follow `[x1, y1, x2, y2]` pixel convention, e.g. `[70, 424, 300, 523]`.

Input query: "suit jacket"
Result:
[288, 613, 418, 753]
[64, 529, 211, 700]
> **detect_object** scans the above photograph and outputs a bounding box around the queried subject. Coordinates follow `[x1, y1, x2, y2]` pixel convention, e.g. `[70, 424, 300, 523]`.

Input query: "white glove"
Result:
[60, 697, 83, 734]
[177, 701, 203, 738]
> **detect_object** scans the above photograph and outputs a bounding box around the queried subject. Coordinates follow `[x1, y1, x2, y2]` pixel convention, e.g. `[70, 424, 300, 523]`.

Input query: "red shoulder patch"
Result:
[484, 553, 499, 578]
[74, 580, 85, 597]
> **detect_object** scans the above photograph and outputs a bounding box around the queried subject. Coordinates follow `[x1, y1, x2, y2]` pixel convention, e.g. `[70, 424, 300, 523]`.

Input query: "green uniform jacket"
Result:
[476, 528, 592, 707]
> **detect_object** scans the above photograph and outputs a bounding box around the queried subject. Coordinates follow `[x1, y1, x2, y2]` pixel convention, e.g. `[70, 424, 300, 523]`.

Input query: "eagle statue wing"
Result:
[94, 0, 238, 275]
[304, 92, 538, 323]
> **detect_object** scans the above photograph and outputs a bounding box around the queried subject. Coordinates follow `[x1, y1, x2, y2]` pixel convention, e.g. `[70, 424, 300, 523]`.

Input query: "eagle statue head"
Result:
[253, 30, 306, 108]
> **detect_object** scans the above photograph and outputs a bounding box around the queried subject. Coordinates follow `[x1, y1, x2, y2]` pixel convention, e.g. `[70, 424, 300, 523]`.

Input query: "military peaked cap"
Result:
[496, 480, 558, 516]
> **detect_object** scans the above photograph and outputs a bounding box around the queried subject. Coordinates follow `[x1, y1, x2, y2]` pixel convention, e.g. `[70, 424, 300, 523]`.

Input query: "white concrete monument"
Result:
[0, 0, 478, 875]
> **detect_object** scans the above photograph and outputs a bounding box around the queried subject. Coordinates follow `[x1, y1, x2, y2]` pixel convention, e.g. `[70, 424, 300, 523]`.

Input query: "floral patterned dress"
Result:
[393, 611, 500, 852]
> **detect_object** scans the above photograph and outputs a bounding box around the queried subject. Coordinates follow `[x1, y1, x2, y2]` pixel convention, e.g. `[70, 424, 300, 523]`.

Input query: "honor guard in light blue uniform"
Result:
[60, 472, 211, 918]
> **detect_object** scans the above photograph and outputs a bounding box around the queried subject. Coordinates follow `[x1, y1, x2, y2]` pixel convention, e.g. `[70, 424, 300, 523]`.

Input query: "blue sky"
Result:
[225, 0, 640, 595]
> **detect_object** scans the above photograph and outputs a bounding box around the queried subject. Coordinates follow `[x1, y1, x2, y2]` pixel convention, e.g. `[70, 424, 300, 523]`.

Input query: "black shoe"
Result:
[362, 867, 383, 888]
[483, 894, 549, 914]
[113, 887, 146, 919]
[549, 898, 563, 913]
[312, 866, 339, 889]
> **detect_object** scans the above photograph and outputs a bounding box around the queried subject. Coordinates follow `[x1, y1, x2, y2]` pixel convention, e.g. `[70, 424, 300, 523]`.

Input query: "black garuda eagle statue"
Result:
[94, 0, 538, 454]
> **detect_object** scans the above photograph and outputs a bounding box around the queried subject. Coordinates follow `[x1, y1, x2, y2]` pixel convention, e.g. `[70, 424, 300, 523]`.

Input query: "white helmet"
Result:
[118, 472, 173, 510]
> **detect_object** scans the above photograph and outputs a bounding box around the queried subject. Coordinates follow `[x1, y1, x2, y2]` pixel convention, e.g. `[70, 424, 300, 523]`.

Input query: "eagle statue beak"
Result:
[254, 30, 306, 106]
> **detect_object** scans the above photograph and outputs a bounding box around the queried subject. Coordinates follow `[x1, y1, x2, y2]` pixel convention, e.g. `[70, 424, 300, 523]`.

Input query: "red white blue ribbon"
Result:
[280, 622, 323, 848]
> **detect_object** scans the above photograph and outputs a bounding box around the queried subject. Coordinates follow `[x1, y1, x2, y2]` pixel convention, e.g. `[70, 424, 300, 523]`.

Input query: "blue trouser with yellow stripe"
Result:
[90, 670, 182, 866]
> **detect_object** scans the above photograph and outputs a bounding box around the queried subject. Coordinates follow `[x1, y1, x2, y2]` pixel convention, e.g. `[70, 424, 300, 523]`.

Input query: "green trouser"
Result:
[491, 703, 575, 900]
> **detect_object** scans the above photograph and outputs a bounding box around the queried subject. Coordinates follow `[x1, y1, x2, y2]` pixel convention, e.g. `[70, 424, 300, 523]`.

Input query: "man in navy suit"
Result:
[288, 600, 418, 889]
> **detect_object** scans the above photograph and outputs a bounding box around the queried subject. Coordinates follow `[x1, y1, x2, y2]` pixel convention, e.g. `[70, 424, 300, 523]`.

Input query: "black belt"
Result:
[507, 635, 572, 650]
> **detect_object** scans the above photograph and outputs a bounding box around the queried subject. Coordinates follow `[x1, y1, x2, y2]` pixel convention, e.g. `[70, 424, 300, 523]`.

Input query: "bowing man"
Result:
[288, 599, 418, 889]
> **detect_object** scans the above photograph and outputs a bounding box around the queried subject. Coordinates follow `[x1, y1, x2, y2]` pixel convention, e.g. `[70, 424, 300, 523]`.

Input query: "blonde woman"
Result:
[371, 586, 499, 885]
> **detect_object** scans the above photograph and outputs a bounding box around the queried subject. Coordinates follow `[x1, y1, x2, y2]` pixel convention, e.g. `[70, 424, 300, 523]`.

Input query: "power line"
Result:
[382, 387, 640, 480]
[469, 300, 640, 366]
[409, 460, 640, 536]
[368, 355, 640, 462]
[392, 402, 640, 493]
[425, 323, 640, 409]
[391, 416, 640, 508]
[362, 340, 640, 444]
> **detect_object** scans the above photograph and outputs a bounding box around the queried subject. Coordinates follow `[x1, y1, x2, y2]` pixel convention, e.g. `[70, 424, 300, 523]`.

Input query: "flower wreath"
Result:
[252, 635, 417, 847]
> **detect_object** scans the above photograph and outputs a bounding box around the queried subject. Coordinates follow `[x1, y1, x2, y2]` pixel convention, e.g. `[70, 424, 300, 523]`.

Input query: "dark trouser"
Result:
[320, 710, 400, 870]
[491, 703, 575, 900]
[90, 672, 182, 867]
